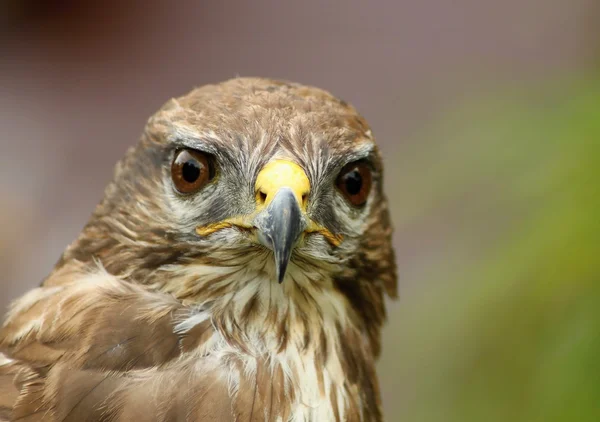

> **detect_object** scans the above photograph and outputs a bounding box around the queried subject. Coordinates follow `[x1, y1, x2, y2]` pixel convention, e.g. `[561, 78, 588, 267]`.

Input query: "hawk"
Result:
[0, 78, 397, 421]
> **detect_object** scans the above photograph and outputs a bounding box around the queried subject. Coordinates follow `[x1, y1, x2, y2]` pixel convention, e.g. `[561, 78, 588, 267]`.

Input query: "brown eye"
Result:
[171, 149, 215, 194]
[336, 161, 372, 206]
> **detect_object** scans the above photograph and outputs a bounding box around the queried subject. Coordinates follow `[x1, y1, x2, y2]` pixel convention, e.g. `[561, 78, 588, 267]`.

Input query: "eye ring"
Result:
[335, 161, 372, 207]
[171, 149, 215, 194]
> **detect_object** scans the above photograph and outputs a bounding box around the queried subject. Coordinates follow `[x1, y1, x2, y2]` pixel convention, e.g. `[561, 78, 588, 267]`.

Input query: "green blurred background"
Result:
[1, 1, 599, 420]
[381, 79, 600, 421]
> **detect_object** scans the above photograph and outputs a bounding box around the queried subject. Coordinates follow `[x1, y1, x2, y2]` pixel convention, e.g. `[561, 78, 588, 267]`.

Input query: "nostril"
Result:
[302, 193, 308, 205]
[257, 190, 268, 204]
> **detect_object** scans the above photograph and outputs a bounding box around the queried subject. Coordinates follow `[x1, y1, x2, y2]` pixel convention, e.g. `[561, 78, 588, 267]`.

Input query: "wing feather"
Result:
[0, 271, 234, 421]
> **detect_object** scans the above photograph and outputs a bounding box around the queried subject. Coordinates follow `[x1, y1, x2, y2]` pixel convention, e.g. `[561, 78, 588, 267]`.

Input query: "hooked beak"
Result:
[254, 187, 306, 283]
[196, 159, 343, 283]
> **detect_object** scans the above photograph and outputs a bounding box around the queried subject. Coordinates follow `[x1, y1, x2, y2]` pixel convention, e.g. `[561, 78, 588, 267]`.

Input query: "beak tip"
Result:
[275, 257, 289, 284]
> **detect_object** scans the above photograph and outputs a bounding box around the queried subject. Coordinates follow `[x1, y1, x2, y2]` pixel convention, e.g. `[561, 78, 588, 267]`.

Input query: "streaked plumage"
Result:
[0, 78, 397, 421]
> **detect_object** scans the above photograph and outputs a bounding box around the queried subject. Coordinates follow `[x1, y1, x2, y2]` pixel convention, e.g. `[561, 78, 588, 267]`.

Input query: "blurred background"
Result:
[1, 1, 599, 420]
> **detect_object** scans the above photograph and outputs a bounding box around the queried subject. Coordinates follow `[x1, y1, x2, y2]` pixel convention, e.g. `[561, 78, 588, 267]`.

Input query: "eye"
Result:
[336, 161, 372, 206]
[171, 149, 215, 194]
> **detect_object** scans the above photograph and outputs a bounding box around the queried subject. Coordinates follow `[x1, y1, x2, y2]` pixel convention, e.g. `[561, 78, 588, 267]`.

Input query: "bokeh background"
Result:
[1, 1, 599, 420]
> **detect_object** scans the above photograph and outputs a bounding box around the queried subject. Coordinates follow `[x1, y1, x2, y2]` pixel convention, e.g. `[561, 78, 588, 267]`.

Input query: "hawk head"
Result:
[0, 78, 398, 421]
[54, 77, 397, 355]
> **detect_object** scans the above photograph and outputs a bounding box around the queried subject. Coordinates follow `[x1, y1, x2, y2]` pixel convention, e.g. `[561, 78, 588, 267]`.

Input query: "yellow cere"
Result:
[196, 159, 343, 247]
[254, 160, 311, 209]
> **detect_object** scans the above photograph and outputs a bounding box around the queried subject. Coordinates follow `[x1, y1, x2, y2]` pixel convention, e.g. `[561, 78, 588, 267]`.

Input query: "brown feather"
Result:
[0, 77, 397, 421]
[0, 360, 20, 420]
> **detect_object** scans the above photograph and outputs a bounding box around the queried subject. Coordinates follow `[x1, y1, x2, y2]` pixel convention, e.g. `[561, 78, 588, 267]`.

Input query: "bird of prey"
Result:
[0, 78, 397, 422]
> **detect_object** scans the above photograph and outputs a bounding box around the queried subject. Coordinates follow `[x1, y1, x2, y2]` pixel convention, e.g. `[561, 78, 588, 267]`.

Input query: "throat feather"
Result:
[167, 261, 378, 421]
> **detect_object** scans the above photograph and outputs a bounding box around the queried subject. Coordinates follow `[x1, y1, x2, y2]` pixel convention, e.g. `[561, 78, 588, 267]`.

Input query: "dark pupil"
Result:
[182, 160, 201, 183]
[344, 169, 363, 195]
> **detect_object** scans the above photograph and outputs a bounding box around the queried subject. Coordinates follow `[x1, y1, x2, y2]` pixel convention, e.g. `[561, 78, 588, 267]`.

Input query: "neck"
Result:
[50, 244, 385, 421]
[155, 254, 383, 421]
